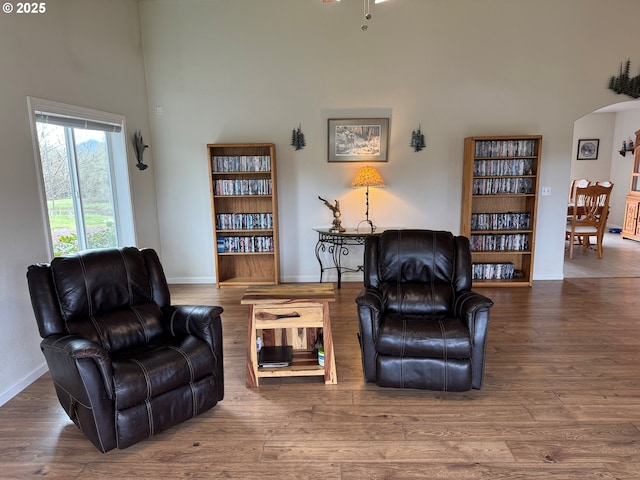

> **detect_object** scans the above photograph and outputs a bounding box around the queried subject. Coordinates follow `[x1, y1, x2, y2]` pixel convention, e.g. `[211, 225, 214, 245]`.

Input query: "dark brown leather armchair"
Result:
[356, 230, 493, 391]
[26, 247, 224, 452]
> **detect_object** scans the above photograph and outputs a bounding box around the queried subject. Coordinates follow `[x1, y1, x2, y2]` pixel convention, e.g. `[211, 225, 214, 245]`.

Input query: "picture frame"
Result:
[577, 139, 599, 160]
[328, 118, 389, 162]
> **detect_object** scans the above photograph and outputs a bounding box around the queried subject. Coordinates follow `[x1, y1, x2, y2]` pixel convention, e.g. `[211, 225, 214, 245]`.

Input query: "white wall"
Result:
[140, 0, 640, 283]
[0, 1, 159, 405]
[571, 114, 616, 185]
[571, 113, 617, 220]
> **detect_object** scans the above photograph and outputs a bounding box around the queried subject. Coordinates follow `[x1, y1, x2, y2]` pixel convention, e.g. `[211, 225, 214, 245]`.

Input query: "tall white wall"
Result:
[0, 1, 159, 405]
[571, 113, 617, 220]
[140, 0, 640, 283]
[571, 114, 616, 185]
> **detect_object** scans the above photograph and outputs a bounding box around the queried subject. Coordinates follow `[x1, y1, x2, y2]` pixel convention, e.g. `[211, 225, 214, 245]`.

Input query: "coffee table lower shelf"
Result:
[257, 349, 324, 378]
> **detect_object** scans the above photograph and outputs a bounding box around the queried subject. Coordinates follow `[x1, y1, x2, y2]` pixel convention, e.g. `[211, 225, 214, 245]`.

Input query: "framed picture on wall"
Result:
[328, 118, 389, 162]
[577, 139, 599, 160]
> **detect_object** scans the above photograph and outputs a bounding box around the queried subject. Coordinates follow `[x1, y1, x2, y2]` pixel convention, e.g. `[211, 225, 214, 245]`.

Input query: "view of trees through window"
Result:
[36, 122, 118, 256]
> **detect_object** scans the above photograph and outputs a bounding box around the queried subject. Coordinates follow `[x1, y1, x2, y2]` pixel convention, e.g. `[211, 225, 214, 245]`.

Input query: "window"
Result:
[28, 98, 136, 256]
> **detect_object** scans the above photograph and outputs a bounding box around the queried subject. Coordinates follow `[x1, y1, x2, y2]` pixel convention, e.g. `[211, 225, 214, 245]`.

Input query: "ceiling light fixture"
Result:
[323, 0, 391, 31]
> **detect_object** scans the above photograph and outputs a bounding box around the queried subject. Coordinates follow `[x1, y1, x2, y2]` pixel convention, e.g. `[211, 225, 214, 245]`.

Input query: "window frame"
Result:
[27, 97, 137, 256]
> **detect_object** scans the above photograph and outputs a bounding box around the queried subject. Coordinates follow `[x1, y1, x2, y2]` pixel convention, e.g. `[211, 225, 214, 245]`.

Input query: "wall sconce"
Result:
[290, 124, 306, 151]
[410, 125, 426, 152]
[132, 130, 149, 170]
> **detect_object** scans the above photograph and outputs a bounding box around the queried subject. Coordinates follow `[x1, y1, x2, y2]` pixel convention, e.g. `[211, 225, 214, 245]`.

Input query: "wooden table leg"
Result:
[246, 305, 259, 387]
[322, 302, 337, 384]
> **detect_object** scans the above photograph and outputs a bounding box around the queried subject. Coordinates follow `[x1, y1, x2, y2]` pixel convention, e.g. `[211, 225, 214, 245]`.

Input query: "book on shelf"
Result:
[258, 345, 293, 368]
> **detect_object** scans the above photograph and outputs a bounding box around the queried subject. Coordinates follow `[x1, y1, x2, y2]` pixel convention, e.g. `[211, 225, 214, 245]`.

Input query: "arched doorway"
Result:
[564, 100, 640, 278]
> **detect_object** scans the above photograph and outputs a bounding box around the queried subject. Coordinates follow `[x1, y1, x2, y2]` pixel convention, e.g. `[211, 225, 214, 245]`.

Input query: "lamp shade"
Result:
[351, 166, 385, 188]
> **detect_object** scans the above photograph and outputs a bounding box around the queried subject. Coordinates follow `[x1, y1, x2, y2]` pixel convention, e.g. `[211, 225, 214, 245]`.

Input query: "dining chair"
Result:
[569, 178, 590, 203]
[566, 184, 613, 259]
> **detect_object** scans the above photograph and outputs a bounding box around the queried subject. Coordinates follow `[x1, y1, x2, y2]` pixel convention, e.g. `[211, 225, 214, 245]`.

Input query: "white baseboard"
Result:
[533, 272, 564, 281]
[0, 362, 48, 407]
[281, 272, 364, 283]
[167, 275, 364, 285]
[166, 276, 216, 284]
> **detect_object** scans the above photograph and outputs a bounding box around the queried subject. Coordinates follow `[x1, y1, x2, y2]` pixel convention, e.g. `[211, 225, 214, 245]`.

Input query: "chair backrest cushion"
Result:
[47, 247, 166, 351]
[364, 230, 472, 315]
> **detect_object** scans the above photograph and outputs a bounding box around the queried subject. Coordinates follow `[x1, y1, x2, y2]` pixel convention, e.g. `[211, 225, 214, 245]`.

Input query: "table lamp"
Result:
[351, 166, 385, 232]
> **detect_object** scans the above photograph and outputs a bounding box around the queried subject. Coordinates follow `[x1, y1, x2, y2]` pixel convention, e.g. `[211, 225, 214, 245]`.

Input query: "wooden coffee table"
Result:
[241, 283, 336, 387]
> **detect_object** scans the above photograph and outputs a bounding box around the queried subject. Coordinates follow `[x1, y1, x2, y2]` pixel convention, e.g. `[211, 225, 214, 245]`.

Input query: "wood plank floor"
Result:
[2, 279, 640, 479]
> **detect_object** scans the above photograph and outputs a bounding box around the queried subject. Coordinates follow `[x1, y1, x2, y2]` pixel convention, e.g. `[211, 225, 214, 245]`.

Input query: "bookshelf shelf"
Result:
[461, 135, 542, 287]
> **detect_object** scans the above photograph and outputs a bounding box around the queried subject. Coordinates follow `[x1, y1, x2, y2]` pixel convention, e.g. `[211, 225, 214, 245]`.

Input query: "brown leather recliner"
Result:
[26, 247, 224, 452]
[356, 230, 493, 391]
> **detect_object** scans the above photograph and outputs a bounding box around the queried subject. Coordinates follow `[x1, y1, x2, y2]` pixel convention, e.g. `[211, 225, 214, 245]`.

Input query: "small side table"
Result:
[241, 283, 337, 387]
[313, 228, 383, 288]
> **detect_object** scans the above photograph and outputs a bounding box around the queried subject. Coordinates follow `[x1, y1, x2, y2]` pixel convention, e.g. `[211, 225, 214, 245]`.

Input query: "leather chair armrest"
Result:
[355, 287, 383, 311]
[454, 291, 494, 334]
[41, 335, 114, 400]
[355, 288, 384, 335]
[454, 291, 493, 389]
[164, 305, 224, 351]
[355, 288, 384, 382]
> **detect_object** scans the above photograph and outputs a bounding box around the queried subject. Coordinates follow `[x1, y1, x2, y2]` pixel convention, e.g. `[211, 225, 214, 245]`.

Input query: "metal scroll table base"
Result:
[313, 228, 381, 289]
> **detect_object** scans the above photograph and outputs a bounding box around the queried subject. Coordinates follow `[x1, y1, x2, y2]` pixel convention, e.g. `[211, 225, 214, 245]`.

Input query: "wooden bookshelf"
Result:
[460, 135, 542, 287]
[207, 143, 279, 287]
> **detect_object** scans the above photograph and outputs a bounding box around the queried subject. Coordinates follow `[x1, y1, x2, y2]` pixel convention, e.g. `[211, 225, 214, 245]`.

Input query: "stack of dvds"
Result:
[473, 158, 534, 176]
[213, 178, 272, 196]
[211, 155, 271, 172]
[217, 236, 274, 253]
[216, 213, 273, 230]
[474, 139, 536, 158]
[469, 233, 529, 252]
[471, 212, 530, 230]
[472, 177, 534, 195]
[472, 262, 516, 280]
